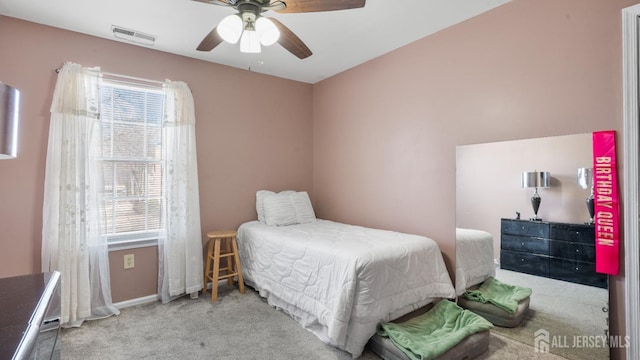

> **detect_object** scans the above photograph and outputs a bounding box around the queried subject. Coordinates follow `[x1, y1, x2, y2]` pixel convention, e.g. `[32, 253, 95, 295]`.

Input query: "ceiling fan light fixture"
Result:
[256, 17, 280, 46]
[217, 14, 243, 44]
[240, 29, 261, 53]
[195, 0, 366, 59]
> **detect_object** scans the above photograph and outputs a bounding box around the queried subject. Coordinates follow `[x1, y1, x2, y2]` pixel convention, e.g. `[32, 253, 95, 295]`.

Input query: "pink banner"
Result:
[592, 130, 620, 276]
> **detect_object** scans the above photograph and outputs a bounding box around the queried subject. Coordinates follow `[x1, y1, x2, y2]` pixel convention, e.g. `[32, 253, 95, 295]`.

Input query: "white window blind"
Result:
[99, 80, 165, 247]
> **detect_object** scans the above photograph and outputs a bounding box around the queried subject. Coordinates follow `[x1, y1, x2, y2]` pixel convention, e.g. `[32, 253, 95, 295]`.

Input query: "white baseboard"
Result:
[114, 294, 158, 309]
[113, 280, 231, 309]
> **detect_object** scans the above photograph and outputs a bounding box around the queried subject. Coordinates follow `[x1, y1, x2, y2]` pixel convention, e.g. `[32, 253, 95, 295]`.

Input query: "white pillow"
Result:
[291, 191, 316, 224]
[256, 190, 275, 223]
[258, 190, 317, 226]
[263, 193, 298, 226]
[256, 190, 296, 223]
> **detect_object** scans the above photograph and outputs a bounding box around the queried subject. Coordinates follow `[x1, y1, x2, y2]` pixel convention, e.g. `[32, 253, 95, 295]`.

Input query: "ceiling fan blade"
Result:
[275, 0, 365, 13]
[269, 17, 312, 59]
[263, 1, 286, 12]
[196, 27, 224, 51]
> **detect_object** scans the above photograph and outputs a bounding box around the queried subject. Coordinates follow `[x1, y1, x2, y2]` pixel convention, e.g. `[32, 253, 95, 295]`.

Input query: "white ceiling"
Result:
[0, 0, 511, 84]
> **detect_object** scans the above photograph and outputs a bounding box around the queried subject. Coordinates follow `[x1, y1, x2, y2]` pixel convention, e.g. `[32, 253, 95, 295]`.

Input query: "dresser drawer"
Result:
[501, 219, 549, 238]
[500, 250, 549, 277]
[501, 234, 549, 255]
[549, 258, 608, 289]
[549, 241, 596, 262]
[550, 223, 595, 244]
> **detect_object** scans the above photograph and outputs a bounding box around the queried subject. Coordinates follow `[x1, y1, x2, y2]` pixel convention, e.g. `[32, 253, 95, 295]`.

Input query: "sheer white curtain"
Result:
[42, 62, 119, 326]
[158, 80, 203, 303]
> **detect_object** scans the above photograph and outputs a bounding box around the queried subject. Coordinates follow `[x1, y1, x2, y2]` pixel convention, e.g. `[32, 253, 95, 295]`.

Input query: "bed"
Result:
[455, 228, 496, 296]
[236, 191, 456, 357]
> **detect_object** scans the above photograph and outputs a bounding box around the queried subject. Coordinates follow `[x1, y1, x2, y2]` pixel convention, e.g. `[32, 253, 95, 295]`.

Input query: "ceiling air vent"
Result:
[111, 25, 156, 46]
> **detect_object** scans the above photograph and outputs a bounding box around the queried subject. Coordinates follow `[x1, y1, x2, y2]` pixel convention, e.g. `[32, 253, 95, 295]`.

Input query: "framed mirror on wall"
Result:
[455, 133, 609, 360]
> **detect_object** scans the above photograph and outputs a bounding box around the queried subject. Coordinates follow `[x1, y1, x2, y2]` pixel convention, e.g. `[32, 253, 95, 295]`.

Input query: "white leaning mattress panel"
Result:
[455, 228, 496, 296]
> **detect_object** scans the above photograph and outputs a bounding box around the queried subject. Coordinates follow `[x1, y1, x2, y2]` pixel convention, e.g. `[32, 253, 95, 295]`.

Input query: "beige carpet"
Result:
[489, 269, 609, 360]
[61, 285, 382, 360]
[477, 332, 568, 360]
[60, 277, 609, 360]
[491, 308, 608, 360]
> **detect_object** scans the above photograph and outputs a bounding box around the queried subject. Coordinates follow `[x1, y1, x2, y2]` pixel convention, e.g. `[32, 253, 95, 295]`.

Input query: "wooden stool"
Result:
[202, 230, 245, 302]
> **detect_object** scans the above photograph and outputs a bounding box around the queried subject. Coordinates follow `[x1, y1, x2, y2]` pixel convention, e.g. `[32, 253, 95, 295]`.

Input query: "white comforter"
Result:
[237, 220, 455, 357]
[455, 228, 496, 296]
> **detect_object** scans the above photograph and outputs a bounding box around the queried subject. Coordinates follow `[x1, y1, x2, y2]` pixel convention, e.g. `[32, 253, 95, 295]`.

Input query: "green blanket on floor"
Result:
[463, 277, 532, 314]
[377, 300, 493, 360]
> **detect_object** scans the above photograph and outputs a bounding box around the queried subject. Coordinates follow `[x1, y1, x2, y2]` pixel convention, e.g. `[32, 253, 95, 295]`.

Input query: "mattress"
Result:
[237, 219, 456, 357]
[455, 228, 496, 296]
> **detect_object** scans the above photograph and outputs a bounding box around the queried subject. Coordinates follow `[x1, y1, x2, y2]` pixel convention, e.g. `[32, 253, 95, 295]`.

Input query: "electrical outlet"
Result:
[124, 254, 135, 269]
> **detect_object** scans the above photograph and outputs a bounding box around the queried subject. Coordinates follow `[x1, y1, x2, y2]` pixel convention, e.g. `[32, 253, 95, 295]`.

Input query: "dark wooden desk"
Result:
[0, 272, 61, 360]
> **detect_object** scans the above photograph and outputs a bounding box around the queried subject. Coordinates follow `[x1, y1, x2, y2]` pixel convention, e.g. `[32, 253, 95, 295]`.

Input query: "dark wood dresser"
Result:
[0, 272, 61, 360]
[500, 218, 608, 289]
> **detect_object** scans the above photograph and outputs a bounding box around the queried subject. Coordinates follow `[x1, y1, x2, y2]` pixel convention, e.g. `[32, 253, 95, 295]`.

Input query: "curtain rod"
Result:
[54, 66, 165, 87]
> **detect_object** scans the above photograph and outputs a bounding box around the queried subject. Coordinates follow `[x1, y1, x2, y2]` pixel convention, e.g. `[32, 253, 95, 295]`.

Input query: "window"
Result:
[99, 80, 165, 249]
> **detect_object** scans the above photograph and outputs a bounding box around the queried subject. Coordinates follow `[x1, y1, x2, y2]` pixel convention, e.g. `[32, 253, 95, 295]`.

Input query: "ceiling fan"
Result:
[193, 0, 366, 59]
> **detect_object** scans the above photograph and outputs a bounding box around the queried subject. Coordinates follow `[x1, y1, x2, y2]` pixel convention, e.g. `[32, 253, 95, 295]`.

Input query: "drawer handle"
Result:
[521, 242, 525, 246]
[521, 226, 525, 230]
[576, 249, 580, 253]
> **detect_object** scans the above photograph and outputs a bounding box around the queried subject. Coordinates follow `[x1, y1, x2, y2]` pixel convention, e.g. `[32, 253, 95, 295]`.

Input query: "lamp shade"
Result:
[521, 171, 550, 188]
[240, 29, 260, 53]
[256, 17, 280, 46]
[577, 167, 593, 190]
[217, 14, 243, 44]
[0, 82, 19, 159]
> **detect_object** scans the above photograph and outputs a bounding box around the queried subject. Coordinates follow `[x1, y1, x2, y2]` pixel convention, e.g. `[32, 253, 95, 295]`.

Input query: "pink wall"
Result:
[0, 16, 313, 301]
[312, 0, 633, 358]
[109, 247, 158, 303]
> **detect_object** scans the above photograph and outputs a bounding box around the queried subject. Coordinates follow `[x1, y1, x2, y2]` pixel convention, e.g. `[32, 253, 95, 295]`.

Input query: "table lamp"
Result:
[521, 171, 550, 221]
[577, 167, 595, 224]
